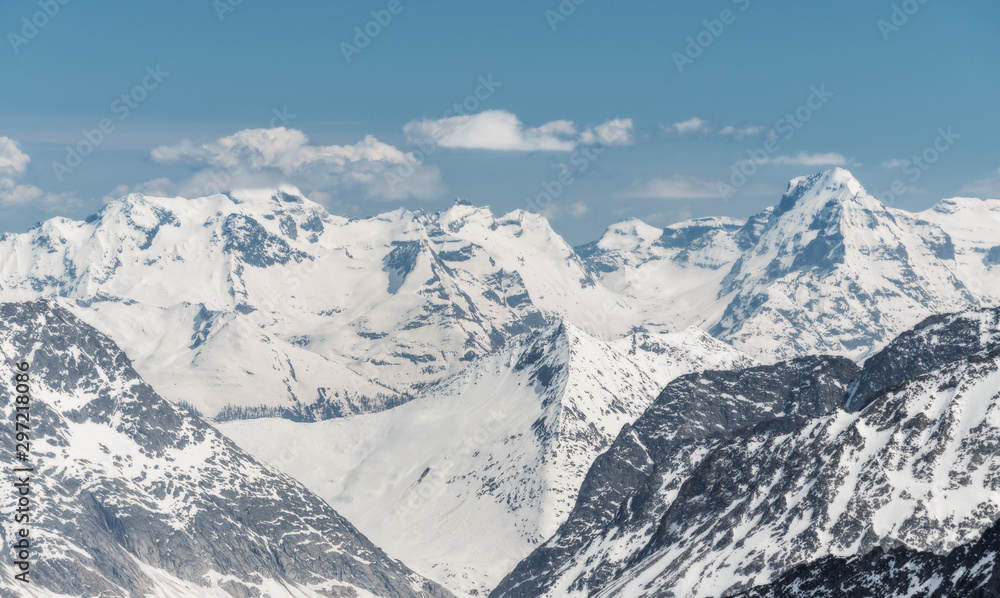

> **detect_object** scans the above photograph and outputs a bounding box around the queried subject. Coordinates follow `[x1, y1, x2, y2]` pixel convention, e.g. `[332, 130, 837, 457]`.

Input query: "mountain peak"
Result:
[777, 168, 869, 216]
[226, 185, 309, 204]
[437, 200, 496, 228]
[595, 218, 663, 252]
[791, 166, 863, 191]
[927, 195, 1000, 216]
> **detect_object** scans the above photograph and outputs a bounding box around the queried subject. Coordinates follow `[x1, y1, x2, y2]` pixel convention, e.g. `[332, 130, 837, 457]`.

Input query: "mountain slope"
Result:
[220, 320, 752, 597]
[491, 355, 859, 598]
[0, 190, 632, 420]
[0, 300, 451, 598]
[847, 307, 1000, 411]
[496, 307, 1000, 598]
[710, 168, 978, 361]
[919, 196, 1000, 308]
[738, 513, 1000, 597]
[576, 216, 745, 331]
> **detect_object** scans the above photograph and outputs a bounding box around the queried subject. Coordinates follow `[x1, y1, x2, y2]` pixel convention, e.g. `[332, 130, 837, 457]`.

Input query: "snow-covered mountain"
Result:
[738, 515, 1000, 597]
[1, 168, 998, 597]
[576, 216, 747, 331]
[492, 354, 859, 598]
[0, 300, 451, 598]
[919, 196, 1000, 308]
[0, 168, 996, 424]
[0, 190, 632, 420]
[710, 168, 979, 360]
[495, 306, 1000, 597]
[580, 168, 993, 362]
[220, 320, 752, 597]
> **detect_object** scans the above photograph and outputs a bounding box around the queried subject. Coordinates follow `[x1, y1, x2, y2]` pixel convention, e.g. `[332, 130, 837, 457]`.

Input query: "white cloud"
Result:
[0, 137, 31, 174]
[663, 117, 711, 136]
[882, 158, 908, 169]
[718, 124, 772, 140]
[769, 152, 850, 166]
[663, 119, 773, 140]
[0, 137, 78, 211]
[569, 200, 588, 218]
[403, 110, 634, 151]
[539, 204, 560, 220]
[0, 182, 77, 210]
[404, 110, 579, 151]
[960, 168, 1000, 198]
[149, 127, 443, 201]
[579, 118, 634, 146]
[616, 175, 723, 200]
[0, 183, 43, 208]
[152, 128, 410, 174]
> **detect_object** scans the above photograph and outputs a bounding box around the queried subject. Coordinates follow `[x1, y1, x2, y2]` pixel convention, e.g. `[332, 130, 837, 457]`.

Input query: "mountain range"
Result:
[2, 167, 999, 597]
[494, 307, 1000, 597]
[220, 321, 751, 595]
[1, 168, 997, 424]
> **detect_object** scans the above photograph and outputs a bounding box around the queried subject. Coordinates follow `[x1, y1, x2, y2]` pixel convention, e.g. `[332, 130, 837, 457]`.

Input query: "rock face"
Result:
[735, 525, 1000, 598]
[0, 300, 452, 598]
[846, 307, 1000, 411]
[220, 320, 752, 597]
[494, 307, 1000, 598]
[709, 168, 977, 361]
[491, 355, 859, 598]
[737, 512, 1000, 597]
[580, 169, 999, 364]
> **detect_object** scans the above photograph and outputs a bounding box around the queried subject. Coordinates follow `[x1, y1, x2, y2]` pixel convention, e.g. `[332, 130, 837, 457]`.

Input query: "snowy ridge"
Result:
[0, 169, 996, 423]
[220, 320, 752, 597]
[919, 196, 1000, 308]
[0, 300, 451, 598]
[709, 168, 978, 361]
[496, 306, 1000, 598]
[0, 190, 632, 420]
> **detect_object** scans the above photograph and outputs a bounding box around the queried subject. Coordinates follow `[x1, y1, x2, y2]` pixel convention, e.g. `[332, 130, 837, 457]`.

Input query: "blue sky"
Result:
[1, 0, 997, 244]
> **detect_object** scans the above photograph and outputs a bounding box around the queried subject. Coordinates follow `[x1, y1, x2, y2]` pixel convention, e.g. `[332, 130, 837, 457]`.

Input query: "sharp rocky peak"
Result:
[774, 167, 873, 217]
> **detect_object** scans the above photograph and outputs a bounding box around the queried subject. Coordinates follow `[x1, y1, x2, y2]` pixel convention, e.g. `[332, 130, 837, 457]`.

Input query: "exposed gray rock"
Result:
[737, 492, 1000, 597]
[496, 306, 1000, 598]
[492, 356, 858, 598]
[846, 307, 1000, 411]
[0, 300, 452, 598]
